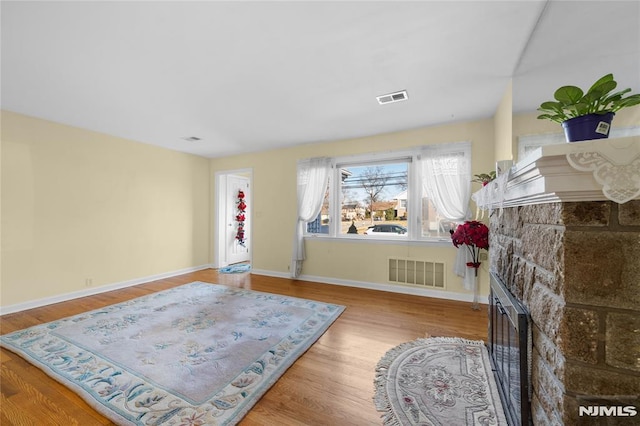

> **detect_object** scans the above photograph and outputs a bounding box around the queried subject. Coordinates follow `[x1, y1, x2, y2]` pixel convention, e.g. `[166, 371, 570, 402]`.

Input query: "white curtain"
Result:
[291, 157, 331, 278]
[420, 142, 472, 280]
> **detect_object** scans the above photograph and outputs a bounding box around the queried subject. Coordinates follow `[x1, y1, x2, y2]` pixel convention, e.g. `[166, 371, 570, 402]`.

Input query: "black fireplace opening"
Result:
[488, 272, 532, 425]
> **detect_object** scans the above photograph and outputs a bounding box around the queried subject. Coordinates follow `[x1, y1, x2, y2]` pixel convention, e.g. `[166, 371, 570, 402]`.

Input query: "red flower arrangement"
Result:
[450, 220, 489, 275]
[235, 190, 246, 246]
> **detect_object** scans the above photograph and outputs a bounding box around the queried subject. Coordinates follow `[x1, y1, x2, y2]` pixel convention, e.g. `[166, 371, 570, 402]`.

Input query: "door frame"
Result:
[214, 168, 253, 268]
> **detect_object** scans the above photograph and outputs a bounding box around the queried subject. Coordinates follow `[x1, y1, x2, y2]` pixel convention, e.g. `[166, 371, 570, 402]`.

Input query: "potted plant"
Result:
[537, 73, 640, 142]
[472, 171, 496, 186]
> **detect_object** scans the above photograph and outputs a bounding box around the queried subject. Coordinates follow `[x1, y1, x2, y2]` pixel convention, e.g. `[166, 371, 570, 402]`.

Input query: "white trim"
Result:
[304, 235, 453, 247]
[475, 135, 640, 208]
[331, 148, 416, 167]
[2, 265, 486, 315]
[0, 264, 213, 315]
[250, 268, 487, 304]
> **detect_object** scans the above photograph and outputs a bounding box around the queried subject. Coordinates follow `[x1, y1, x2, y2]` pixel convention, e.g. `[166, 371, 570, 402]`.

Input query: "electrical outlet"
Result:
[85, 278, 93, 287]
[479, 252, 488, 261]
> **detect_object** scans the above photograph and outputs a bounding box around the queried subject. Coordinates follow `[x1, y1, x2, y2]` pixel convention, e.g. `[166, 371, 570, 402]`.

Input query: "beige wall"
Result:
[3, 92, 636, 310]
[494, 80, 513, 161]
[211, 119, 496, 297]
[1, 111, 211, 308]
[2, 102, 544, 310]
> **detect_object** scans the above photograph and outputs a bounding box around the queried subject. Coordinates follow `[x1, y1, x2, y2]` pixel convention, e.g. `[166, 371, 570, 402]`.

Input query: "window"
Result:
[306, 179, 330, 234]
[339, 161, 408, 236]
[304, 142, 471, 242]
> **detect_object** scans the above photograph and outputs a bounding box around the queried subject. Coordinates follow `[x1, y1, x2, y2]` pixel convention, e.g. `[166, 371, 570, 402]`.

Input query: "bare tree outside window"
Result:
[340, 162, 408, 234]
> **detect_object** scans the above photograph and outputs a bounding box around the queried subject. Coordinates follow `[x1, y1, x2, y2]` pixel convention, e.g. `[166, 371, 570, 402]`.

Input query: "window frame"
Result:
[303, 144, 470, 244]
[330, 150, 414, 240]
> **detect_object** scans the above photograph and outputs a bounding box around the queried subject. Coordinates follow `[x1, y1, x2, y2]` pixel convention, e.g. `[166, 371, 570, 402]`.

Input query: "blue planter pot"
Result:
[561, 112, 614, 142]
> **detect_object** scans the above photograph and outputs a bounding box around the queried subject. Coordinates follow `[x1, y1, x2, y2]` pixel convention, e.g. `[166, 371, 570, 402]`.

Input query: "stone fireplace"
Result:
[491, 201, 639, 424]
[475, 137, 640, 424]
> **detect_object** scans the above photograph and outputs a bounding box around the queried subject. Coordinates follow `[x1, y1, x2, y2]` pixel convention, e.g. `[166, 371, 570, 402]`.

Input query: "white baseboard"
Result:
[250, 268, 488, 304]
[0, 264, 213, 316]
[2, 265, 486, 316]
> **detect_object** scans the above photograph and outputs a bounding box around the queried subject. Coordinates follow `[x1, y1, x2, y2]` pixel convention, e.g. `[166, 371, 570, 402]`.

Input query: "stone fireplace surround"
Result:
[476, 137, 639, 425]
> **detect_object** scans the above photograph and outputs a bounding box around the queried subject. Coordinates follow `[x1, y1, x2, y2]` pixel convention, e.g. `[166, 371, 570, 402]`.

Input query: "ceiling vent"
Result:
[376, 90, 408, 105]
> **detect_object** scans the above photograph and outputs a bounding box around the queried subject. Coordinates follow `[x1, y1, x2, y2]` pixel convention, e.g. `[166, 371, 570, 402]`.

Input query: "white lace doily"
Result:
[566, 148, 640, 204]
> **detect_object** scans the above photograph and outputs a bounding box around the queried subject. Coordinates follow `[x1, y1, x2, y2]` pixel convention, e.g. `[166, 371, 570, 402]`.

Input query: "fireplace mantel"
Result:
[485, 135, 640, 424]
[473, 135, 640, 209]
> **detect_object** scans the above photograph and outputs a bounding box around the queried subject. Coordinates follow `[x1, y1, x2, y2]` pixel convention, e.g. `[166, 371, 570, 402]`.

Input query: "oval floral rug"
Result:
[374, 337, 508, 425]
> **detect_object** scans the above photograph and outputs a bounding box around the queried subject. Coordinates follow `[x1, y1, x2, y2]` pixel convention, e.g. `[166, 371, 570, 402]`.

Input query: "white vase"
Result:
[464, 267, 480, 310]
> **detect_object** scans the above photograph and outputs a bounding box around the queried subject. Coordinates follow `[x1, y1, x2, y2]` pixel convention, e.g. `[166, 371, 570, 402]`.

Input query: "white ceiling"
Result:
[2, 1, 639, 158]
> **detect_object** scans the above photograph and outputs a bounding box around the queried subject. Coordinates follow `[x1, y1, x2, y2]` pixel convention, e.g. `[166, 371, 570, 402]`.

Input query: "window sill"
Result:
[303, 234, 454, 247]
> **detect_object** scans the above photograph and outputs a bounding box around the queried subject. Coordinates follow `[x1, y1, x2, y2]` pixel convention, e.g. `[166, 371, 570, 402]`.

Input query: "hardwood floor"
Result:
[0, 269, 488, 425]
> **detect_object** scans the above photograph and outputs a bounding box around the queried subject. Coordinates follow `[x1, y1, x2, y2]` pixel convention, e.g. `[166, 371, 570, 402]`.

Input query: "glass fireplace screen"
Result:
[488, 272, 531, 425]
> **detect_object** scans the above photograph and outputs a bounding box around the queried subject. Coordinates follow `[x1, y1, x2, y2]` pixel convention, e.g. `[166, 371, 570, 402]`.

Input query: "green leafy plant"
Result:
[472, 171, 496, 186]
[537, 73, 640, 124]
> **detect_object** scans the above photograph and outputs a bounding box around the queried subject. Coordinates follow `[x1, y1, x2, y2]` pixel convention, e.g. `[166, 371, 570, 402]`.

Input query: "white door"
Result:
[225, 174, 250, 265]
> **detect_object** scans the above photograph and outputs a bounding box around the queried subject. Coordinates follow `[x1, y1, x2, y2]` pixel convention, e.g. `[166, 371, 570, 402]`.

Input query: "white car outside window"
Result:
[364, 224, 407, 236]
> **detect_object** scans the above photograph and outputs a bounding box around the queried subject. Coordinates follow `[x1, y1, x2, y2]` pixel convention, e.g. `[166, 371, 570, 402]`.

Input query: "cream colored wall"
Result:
[211, 119, 495, 297]
[1, 111, 211, 308]
[494, 80, 513, 161]
[4, 95, 634, 309]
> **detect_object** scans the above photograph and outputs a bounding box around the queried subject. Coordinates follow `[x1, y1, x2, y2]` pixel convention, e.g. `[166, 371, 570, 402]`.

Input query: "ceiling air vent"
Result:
[377, 90, 408, 105]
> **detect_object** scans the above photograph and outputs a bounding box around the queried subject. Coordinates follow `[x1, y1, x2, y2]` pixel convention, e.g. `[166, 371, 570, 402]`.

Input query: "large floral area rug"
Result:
[374, 337, 508, 425]
[0, 281, 344, 425]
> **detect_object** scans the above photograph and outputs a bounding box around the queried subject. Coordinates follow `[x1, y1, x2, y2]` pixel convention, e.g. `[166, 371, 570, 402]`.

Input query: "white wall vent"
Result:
[376, 90, 408, 105]
[388, 258, 445, 288]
